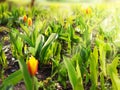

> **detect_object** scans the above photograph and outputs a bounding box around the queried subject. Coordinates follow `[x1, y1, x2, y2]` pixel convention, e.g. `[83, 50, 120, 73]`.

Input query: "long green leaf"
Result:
[20, 24, 29, 35]
[75, 61, 84, 90]
[63, 56, 77, 90]
[16, 36, 23, 55]
[19, 57, 33, 90]
[107, 57, 120, 90]
[9, 29, 19, 53]
[90, 46, 98, 90]
[19, 34, 34, 47]
[112, 73, 120, 90]
[99, 43, 106, 76]
[42, 33, 58, 50]
[35, 34, 44, 57]
[40, 33, 58, 61]
[100, 72, 106, 90]
[9, 29, 23, 55]
[0, 70, 23, 88]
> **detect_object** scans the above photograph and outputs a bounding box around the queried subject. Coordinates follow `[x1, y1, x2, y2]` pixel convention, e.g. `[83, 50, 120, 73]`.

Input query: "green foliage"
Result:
[96, 37, 107, 76]
[9, 28, 23, 57]
[0, 43, 7, 80]
[0, 3, 9, 25]
[40, 33, 58, 63]
[0, 2, 120, 90]
[0, 43, 7, 69]
[0, 70, 23, 89]
[90, 46, 98, 90]
[100, 72, 106, 90]
[107, 57, 120, 90]
[64, 56, 84, 90]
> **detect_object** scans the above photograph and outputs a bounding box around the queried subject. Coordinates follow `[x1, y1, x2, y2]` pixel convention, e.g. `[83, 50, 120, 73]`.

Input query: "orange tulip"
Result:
[86, 7, 92, 14]
[23, 15, 27, 22]
[27, 56, 38, 76]
[28, 18, 32, 26]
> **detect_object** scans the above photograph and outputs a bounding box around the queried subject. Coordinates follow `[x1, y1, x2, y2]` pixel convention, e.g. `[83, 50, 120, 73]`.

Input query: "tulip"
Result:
[23, 15, 27, 22]
[28, 18, 32, 26]
[86, 7, 92, 14]
[27, 56, 38, 76]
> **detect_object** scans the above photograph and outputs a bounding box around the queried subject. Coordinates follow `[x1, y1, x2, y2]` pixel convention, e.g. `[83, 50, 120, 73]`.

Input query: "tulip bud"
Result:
[23, 15, 27, 22]
[86, 7, 92, 14]
[27, 56, 38, 76]
[28, 18, 32, 26]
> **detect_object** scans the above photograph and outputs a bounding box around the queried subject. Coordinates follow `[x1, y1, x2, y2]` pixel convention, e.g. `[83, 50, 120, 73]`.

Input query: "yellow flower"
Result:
[23, 15, 27, 22]
[28, 18, 32, 26]
[86, 7, 92, 14]
[27, 56, 38, 76]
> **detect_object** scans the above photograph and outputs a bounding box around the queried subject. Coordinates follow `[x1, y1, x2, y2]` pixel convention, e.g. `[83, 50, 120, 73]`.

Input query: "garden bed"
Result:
[0, 1, 120, 90]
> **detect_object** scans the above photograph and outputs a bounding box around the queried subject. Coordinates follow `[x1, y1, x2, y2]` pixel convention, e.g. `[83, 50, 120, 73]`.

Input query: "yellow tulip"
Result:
[23, 15, 27, 22]
[28, 18, 32, 26]
[86, 7, 92, 14]
[27, 56, 38, 76]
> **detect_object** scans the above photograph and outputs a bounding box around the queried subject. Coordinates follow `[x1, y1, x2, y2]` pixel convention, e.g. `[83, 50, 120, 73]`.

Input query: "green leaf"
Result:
[75, 61, 84, 90]
[90, 46, 98, 90]
[63, 56, 77, 90]
[35, 34, 44, 57]
[112, 73, 120, 90]
[20, 24, 29, 35]
[33, 76, 40, 90]
[19, 57, 33, 90]
[1, 49, 7, 67]
[29, 47, 36, 56]
[0, 70, 23, 88]
[16, 36, 23, 55]
[0, 43, 7, 68]
[9, 29, 19, 52]
[0, 26, 9, 33]
[107, 57, 120, 90]
[99, 43, 106, 76]
[42, 33, 58, 50]
[100, 72, 106, 90]
[19, 34, 34, 47]
[9, 29, 23, 55]
[40, 33, 58, 61]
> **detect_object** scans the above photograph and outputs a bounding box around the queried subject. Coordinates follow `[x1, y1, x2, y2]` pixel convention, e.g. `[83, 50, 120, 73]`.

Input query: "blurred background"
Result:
[0, 0, 119, 7]
[0, 0, 119, 3]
